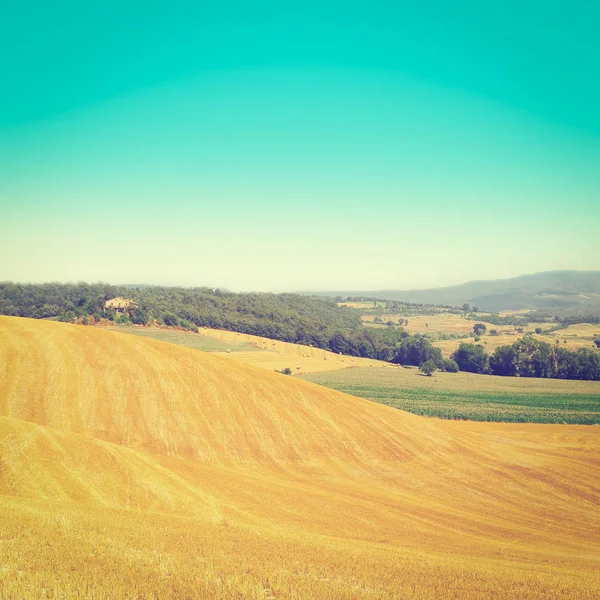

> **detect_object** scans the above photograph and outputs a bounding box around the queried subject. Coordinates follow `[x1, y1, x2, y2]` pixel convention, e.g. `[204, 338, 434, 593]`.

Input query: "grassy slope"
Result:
[98, 323, 388, 374]
[100, 324, 257, 352]
[1, 316, 600, 599]
[301, 367, 600, 424]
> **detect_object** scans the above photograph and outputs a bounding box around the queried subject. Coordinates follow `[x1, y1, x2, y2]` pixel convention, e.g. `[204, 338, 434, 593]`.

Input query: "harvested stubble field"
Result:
[1, 316, 599, 599]
[337, 301, 386, 309]
[363, 313, 478, 333]
[433, 332, 600, 358]
[301, 367, 600, 424]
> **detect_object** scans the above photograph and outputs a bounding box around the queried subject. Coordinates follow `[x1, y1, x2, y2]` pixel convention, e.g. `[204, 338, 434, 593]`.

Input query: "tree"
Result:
[489, 329, 498, 336]
[392, 336, 442, 367]
[329, 332, 351, 355]
[489, 345, 518, 376]
[419, 360, 437, 376]
[535, 327, 543, 334]
[462, 303, 470, 311]
[595, 339, 600, 349]
[473, 323, 487, 336]
[451, 343, 489, 374]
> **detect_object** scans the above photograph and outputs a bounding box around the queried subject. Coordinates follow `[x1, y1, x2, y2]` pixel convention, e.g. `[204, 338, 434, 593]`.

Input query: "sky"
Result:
[1, 1, 599, 292]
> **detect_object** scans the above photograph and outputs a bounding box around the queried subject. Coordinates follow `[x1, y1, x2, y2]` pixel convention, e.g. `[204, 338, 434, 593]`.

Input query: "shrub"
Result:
[438, 358, 459, 373]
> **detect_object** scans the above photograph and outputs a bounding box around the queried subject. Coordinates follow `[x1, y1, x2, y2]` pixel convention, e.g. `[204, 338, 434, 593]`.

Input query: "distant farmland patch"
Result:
[301, 367, 600, 424]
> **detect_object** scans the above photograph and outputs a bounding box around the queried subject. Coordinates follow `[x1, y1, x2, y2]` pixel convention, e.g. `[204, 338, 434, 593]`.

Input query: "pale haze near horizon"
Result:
[1, 2, 599, 292]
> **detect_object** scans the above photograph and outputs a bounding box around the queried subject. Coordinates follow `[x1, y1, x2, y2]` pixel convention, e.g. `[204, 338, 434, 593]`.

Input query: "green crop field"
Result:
[301, 367, 600, 424]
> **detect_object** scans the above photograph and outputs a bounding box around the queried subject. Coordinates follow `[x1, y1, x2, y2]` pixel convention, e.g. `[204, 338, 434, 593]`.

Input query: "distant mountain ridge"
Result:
[306, 271, 600, 313]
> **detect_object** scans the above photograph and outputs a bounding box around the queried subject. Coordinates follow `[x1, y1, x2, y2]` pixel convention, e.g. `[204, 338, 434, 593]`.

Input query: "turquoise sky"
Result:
[1, 1, 599, 291]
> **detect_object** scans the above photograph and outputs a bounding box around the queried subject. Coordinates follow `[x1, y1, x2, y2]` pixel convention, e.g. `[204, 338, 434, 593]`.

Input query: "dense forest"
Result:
[0, 282, 408, 359]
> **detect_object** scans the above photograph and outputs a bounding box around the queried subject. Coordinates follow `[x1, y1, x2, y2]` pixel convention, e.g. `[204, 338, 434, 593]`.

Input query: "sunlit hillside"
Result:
[198, 326, 388, 373]
[100, 323, 389, 373]
[1, 316, 599, 599]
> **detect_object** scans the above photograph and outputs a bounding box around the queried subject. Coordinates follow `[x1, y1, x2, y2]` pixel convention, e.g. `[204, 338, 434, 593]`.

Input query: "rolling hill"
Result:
[309, 270, 600, 312]
[1, 316, 599, 599]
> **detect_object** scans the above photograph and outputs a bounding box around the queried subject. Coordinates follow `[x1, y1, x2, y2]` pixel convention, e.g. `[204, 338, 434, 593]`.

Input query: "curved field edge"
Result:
[301, 367, 600, 424]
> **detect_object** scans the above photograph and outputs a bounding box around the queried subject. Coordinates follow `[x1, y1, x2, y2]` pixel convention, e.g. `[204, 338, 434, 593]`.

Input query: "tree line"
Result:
[0, 282, 406, 358]
[450, 337, 600, 381]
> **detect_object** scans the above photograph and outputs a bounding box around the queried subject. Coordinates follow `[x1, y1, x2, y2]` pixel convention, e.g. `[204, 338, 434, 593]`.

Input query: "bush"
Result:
[179, 319, 199, 333]
[438, 358, 459, 373]
[115, 313, 130, 325]
[276, 367, 293, 375]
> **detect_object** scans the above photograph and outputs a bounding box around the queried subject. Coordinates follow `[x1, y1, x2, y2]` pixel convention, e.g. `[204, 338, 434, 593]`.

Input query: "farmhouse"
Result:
[104, 297, 139, 313]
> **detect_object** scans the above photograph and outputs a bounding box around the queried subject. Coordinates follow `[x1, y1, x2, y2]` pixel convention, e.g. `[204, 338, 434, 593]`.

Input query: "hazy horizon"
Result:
[2, 2, 599, 291]
[2, 268, 600, 296]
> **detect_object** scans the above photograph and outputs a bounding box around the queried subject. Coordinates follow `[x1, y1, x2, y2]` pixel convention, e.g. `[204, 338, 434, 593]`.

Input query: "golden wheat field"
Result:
[362, 313, 476, 334]
[434, 333, 599, 358]
[548, 323, 600, 339]
[1, 316, 599, 599]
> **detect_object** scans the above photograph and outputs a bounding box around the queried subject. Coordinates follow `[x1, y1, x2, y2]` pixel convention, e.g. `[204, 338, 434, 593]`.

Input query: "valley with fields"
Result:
[1, 316, 599, 599]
